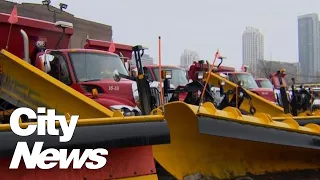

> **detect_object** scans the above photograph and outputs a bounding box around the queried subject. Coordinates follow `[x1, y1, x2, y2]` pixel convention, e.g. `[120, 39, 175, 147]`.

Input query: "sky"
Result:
[8, 0, 320, 69]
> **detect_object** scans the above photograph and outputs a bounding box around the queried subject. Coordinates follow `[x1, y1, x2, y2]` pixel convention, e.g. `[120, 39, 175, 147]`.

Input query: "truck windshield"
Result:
[69, 52, 128, 82]
[236, 74, 259, 89]
[258, 80, 273, 89]
[153, 67, 189, 88]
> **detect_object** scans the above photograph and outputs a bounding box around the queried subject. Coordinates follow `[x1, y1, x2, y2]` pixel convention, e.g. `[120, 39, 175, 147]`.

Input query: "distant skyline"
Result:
[242, 26, 264, 73]
[6, 0, 320, 69]
[179, 49, 200, 70]
[298, 13, 320, 82]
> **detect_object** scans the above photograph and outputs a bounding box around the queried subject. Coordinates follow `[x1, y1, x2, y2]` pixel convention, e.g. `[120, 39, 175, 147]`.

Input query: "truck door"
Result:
[49, 52, 72, 86]
[227, 74, 237, 84]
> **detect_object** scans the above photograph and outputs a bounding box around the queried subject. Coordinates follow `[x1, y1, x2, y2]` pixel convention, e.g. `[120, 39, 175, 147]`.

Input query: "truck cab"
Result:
[143, 65, 189, 101]
[36, 49, 140, 116]
[220, 71, 277, 103]
[143, 65, 189, 87]
[256, 78, 274, 89]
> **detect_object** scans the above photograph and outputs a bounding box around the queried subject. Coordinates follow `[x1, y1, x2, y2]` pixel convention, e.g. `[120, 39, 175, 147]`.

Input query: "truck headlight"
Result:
[110, 105, 141, 116]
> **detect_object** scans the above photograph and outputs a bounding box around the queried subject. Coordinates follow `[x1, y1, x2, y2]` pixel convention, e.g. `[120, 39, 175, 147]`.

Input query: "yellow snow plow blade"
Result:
[205, 72, 284, 117]
[0, 49, 114, 118]
[273, 113, 320, 126]
[0, 49, 170, 153]
[153, 101, 320, 180]
[204, 72, 320, 123]
[0, 113, 170, 156]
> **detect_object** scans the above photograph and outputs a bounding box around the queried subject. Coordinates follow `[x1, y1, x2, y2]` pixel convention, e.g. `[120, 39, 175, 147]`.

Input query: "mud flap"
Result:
[152, 102, 320, 180]
[0, 120, 170, 157]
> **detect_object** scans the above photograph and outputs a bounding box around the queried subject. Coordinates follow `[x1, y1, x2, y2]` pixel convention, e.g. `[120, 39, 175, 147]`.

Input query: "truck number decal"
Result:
[108, 86, 119, 91]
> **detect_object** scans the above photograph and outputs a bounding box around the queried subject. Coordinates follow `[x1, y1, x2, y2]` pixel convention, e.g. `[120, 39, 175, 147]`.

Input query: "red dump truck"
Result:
[0, 12, 169, 180]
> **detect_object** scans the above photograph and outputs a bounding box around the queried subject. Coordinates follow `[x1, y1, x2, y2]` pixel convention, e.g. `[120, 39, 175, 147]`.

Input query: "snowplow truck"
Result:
[0, 12, 170, 180]
[121, 48, 320, 179]
[111, 47, 320, 179]
[8, 12, 320, 180]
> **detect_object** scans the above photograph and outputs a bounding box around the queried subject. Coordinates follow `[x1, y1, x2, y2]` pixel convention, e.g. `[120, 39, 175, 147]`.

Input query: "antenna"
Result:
[158, 36, 165, 114]
[54, 21, 73, 49]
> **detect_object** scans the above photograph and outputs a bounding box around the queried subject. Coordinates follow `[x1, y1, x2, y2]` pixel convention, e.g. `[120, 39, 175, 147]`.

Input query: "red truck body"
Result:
[188, 61, 276, 102]
[84, 38, 133, 60]
[0, 12, 72, 63]
[0, 12, 156, 180]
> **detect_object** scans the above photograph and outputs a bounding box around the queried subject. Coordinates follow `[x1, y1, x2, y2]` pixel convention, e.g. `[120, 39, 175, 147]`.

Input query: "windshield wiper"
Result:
[83, 78, 102, 82]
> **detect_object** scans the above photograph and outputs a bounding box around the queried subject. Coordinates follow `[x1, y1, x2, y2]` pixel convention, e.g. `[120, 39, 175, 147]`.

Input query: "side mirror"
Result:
[238, 80, 244, 87]
[220, 80, 225, 86]
[39, 54, 55, 73]
[113, 70, 121, 82]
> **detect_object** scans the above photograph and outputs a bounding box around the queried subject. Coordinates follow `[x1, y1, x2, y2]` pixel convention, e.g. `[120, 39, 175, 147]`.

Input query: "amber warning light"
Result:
[8, 107, 108, 170]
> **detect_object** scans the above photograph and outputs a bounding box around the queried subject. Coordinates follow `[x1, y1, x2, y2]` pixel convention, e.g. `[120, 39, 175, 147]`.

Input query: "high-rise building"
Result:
[298, 13, 320, 83]
[242, 26, 264, 74]
[179, 49, 200, 70]
[131, 53, 154, 66]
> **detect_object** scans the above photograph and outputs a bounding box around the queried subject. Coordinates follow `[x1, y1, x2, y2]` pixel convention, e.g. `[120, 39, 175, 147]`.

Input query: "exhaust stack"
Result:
[20, 29, 30, 64]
